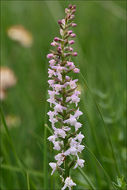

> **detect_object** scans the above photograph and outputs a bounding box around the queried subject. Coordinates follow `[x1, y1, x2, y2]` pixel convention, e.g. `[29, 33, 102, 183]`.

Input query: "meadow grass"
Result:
[0, 1, 126, 190]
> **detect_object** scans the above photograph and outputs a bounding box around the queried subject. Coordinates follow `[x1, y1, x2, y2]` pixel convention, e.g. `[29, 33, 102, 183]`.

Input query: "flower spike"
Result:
[47, 4, 85, 189]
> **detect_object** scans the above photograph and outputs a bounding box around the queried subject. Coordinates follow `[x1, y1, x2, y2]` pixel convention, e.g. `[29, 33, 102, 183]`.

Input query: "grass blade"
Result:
[85, 145, 116, 189]
[27, 172, 30, 190]
[0, 106, 24, 172]
[77, 167, 96, 190]
[1, 164, 43, 178]
[80, 73, 120, 177]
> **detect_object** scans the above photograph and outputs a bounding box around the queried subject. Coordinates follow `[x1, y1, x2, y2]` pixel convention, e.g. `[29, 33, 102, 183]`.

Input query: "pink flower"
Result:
[47, 110, 58, 124]
[55, 128, 66, 138]
[54, 103, 66, 113]
[65, 8, 69, 14]
[65, 76, 70, 81]
[75, 132, 84, 143]
[48, 80, 54, 87]
[55, 153, 65, 166]
[62, 177, 76, 190]
[54, 84, 63, 92]
[72, 9, 76, 14]
[58, 20, 62, 25]
[73, 68, 80, 73]
[47, 4, 85, 187]
[54, 65, 65, 73]
[68, 30, 73, 35]
[67, 61, 75, 69]
[48, 135, 56, 143]
[64, 114, 77, 126]
[48, 69, 56, 77]
[62, 126, 71, 131]
[77, 145, 85, 153]
[61, 19, 65, 26]
[75, 122, 82, 131]
[73, 5, 76, 9]
[69, 79, 78, 89]
[74, 157, 85, 169]
[49, 59, 56, 66]
[53, 141, 60, 151]
[47, 53, 54, 59]
[74, 108, 83, 118]
[54, 37, 60, 42]
[70, 15, 75, 20]
[70, 33, 76, 38]
[69, 4, 73, 9]
[69, 40, 75, 45]
[49, 163, 57, 175]
[57, 46, 62, 51]
[67, 147, 77, 156]
[51, 41, 58, 46]
[70, 94, 80, 106]
[72, 23, 77, 27]
[69, 47, 73, 51]
[72, 52, 78, 56]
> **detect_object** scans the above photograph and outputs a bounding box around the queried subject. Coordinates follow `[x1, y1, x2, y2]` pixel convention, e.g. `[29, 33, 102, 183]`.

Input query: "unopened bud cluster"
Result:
[47, 4, 85, 190]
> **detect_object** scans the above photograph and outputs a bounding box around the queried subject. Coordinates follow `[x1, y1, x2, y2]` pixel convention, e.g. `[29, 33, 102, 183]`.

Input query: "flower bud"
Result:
[72, 9, 76, 14]
[60, 29, 64, 36]
[57, 46, 62, 52]
[65, 76, 70, 81]
[54, 37, 60, 42]
[58, 20, 62, 25]
[49, 59, 56, 65]
[73, 5, 76, 9]
[65, 8, 70, 14]
[72, 23, 77, 27]
[67, 61, 75, 69]
[68, 30, 73, 35]
[51, 41, 58, 46]
[73, 52, 78, 56]
[69, 47, 73, 52]
[47, 53, 54, 59]
[70, 33, 76, 38]
[69, 40, 75, 45]
[68, 4, 73, 9]
[70, 15, 75, 20]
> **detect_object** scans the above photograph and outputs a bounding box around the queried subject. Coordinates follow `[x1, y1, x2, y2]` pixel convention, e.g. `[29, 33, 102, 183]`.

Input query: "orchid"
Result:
[47, 4, 85, 189]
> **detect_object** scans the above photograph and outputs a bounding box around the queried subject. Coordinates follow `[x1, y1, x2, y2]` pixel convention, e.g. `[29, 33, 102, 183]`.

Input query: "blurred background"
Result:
[0, 1, 126, 190]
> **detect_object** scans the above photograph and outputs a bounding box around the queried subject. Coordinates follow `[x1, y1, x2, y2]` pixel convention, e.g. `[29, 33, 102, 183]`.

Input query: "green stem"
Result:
[61, 21, 71, 180]
[0, 106, 25, 172]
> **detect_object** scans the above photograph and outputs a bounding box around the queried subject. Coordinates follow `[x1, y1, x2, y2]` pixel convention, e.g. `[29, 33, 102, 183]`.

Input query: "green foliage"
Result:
[113, 176, 127, 190]
[0, 1, 126, 190]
